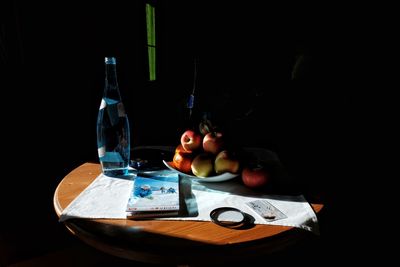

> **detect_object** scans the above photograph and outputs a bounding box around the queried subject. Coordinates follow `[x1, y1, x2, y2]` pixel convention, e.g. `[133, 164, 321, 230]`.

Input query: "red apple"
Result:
[175, 144, 187, 154]
[191, 153, 214, 177]
[214, 150, 240, 174]
[173, 145, 194, 174]
[180, 130, 202, 152]
[203, 132, 224, 154]
[241, 163, 270, 188]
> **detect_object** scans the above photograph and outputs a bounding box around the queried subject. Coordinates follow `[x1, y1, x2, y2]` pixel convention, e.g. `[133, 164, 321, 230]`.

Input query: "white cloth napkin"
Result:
[59, 174, 133, 221]
[60, 172, 319, 235]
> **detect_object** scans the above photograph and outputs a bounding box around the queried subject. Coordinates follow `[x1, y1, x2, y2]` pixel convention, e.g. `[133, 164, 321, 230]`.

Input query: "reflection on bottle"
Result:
[97, 57, 130, 177]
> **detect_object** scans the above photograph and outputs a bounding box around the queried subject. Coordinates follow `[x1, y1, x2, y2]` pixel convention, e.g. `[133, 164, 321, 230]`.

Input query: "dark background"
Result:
[1, 0, 359, 266]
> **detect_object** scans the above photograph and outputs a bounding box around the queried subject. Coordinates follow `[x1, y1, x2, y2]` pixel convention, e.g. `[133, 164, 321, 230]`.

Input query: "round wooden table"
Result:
[54, 162, 323, 265]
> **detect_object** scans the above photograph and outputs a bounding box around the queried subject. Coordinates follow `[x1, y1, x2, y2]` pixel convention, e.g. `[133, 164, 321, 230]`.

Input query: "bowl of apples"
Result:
[163, 129, 241, 182]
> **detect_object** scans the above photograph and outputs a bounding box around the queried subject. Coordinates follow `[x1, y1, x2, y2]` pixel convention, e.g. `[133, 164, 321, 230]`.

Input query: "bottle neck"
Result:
[104, 62, 121, 101]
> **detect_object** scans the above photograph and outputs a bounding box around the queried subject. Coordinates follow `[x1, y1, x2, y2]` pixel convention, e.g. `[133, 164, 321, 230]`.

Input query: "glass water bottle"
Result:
[97, 57, 130, 177]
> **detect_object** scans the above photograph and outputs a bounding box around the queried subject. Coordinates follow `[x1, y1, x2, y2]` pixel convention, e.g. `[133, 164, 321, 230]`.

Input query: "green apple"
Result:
[191, 153, 214, 177]
[214, 150, 240, 174]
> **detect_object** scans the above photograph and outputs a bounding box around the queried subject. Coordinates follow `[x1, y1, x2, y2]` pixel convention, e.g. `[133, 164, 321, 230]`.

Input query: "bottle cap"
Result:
[105, 57, 116, 64]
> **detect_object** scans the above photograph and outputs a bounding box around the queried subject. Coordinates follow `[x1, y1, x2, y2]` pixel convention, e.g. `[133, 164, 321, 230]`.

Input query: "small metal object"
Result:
[130, 158, 147, 168]
[210, 207, 252, 228]
[263, 214, 276, 220]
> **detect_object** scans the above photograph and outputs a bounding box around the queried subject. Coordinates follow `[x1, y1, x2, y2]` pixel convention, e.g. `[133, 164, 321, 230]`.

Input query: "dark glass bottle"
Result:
[96, 57, 130, 177]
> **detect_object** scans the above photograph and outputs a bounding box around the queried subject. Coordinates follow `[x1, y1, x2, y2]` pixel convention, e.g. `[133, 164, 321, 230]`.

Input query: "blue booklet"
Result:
[126, 173, 180, 218]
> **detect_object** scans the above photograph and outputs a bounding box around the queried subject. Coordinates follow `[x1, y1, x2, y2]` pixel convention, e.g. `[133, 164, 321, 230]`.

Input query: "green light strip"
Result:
[146, 3, 156, 80]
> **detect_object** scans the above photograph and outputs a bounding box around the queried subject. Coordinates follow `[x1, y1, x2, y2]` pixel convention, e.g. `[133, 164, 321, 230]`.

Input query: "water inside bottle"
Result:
[97, 98, 130, 177]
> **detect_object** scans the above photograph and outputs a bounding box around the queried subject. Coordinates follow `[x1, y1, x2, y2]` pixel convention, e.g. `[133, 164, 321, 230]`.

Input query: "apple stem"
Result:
[210, 124, 219, 137]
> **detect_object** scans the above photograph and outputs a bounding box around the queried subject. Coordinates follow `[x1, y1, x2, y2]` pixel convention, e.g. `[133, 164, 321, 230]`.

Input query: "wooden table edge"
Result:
[53, 162, 324, 247]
